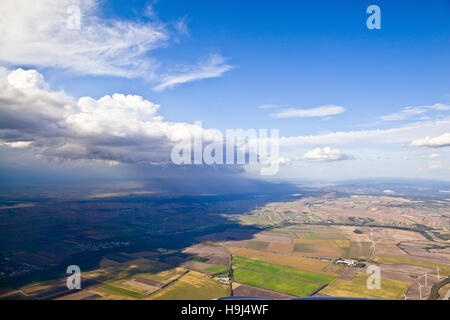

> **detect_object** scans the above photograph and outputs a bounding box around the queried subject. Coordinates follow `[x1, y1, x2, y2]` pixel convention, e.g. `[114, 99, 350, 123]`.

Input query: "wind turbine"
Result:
[437, 267, 440, 281]
[424, 272, 428, 287]
[403, 293, 409, 300]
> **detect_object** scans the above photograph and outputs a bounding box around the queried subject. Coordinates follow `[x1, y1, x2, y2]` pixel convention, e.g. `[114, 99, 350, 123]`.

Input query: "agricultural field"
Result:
[204, 264, 229, 275]
[232, 283, 293, 299]
[262, 277, 320, 297]
[374, 254, 450, 276]
[1, 189, 448, 300]
[320, 273, 411, 299]
[244, 240, 269, 250]
[233, 256, 335, 284]
[233, 269, 273, 287]
[292, 239, 342, 258]
[231, 255, 334, 297]
[92, 283, 145, 300]
[226, 247, 336, 275]
[147, 271, 229, 300]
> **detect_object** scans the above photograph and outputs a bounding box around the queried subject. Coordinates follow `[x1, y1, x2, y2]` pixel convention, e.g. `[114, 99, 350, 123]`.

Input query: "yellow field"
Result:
[147, 271, 229, 300]
[226, 246, 336, 275]
[321, 273, 411, 299]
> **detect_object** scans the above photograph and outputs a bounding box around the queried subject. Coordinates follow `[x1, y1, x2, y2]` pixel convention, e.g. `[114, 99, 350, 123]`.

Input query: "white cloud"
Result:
[0, 68, 223, 164]
[174, 16, 189, 35]
[278, 119, 450, 146]
[0, 1, 231, 89]
[410, 132, 450, 148]
[380, 104, 450, 121]
[303, 147, 354, 162]
[0, 0, 170, 79]
[380, 106, 427, 121]
[258, 104, 280, 109]
[271, 105, 345, 118]
[421, 153, 440, 159]
[271, 157, 292, 166]
[7, 68, 49, 90]
[430, 103, 450, 111]
[153, 54, 233, 91]
[1, 141, 32, 148]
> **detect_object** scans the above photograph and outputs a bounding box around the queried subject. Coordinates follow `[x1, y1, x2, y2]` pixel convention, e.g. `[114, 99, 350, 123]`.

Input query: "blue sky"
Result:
[0, 0, 449, 183]
[55, 0, 450, 132]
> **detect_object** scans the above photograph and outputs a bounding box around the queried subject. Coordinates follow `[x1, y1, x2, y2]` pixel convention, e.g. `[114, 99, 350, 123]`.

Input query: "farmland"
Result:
[148, 271, 229, 300]
[233, 269, 273, 287]
[226, 247, 334, 274]
[321, 273, 411, 299]
[232, 256, 335, 284]
[231, 256, 328, 297]
[262, 277, 320, 296]
[0, 188, 449, 300]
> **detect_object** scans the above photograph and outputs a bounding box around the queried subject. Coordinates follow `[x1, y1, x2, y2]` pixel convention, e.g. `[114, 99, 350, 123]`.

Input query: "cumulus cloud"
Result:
[153, 54, 233, 91]
[7, 69, 49, 90]
[410, 132, 450, 148]
[271, 105, 345, 118]
[0, 68, 223, 164]
[303, 147, 355, 162]
[271, 157, 292, 166]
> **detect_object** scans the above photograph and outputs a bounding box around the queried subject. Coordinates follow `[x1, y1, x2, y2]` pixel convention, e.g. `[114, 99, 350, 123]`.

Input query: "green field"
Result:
[233, 256, 335, 284]
[262, 277, 320, 296]
[233, 269, 273, 287]
[205, 264, 229, 274]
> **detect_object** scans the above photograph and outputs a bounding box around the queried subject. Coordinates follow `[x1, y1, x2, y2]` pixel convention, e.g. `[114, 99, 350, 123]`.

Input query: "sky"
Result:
[0, 0, 449, 186]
